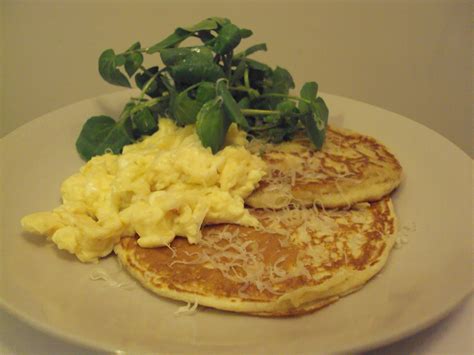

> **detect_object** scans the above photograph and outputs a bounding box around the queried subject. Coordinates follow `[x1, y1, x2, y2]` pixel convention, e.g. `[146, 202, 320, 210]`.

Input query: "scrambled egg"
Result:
[21, 119, 267, 262]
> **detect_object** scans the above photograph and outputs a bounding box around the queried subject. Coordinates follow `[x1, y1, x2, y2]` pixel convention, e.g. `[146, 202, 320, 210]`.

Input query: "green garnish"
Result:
[76, 17, 329, 161]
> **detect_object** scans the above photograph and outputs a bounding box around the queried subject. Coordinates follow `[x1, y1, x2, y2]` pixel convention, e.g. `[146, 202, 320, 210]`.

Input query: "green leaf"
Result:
[299, 83, 328, 150]
[244, 58, 272, 73]
[209, 17, 230, 27]
[262, 66, 295, 108]
[234, 43, 267, 59]
[313, 97, 329, 130]
[132, 107, 157, 135]
[171, 82, 216, 125]
[147, 32, 190, 54]
[213, 23, 242, 55]
[230, 60, 247, 84]
[263, 113, 280, 123]
[195, 82, 216, 103]
[125, 52, 144, 77]
[171, 89, 202, 125]
[276, 100, 296, 115]
[237, 97, 250, 109]
[299, 81, 318, 113]
[265, 66, 295, 95]
[196, 30, 215, 45]
[76, 116, 134, 161]
[127, 41, 141, 51]
[179, 18, 219, 32]
[239, 28, 253, 38]
[160, 46, 213, 66]
[300, 112, 322, 149]
[115, 54, 126, 66]
[160, 48, 192, 66]
[196, 98, 231, 153]
[216, 79, 249, 130]
[98, 49, 131, 87]
[170, 51, 225, 84]
[147, 18, 221, 54]
[301, 97, 329, 149]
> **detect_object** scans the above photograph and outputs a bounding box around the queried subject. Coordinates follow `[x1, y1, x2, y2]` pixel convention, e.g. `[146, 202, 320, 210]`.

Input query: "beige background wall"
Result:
[1, 0, 472, 156]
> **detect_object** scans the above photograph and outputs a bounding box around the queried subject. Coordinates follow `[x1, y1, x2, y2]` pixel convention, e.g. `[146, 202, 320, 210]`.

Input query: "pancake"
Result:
[114, 197, 397, 316]
[245, 126, 403, 209]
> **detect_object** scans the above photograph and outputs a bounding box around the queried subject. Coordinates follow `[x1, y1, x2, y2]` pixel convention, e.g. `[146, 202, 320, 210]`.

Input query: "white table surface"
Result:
[1, 294, 472, 354]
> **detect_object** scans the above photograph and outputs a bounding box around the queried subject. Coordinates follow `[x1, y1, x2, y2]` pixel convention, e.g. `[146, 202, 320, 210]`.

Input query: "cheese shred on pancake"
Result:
[115, 198, 397, 316]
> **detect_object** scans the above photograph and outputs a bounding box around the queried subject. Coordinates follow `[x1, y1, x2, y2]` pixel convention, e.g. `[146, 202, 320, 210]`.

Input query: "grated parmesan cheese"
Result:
[174, 298, 199, 316]
[160, 196, 392, 298]
[394, 221, 415, 249]
[89, 268, 135, 290]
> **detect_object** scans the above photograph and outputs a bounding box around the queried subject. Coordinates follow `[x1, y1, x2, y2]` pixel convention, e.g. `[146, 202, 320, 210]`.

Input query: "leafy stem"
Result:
[137, 95, 170, 111]
[253, 93, 311, 104]
[248, 123, 281, 131]
[244, 66, 250, 88]
[118, 95, 170, 120]
[138, 72, 159, 101]
[223, 52, 233, 78]
[228, 85, 259, 97]
[241, 109, 280, 116]
[139, 65, 156, 77]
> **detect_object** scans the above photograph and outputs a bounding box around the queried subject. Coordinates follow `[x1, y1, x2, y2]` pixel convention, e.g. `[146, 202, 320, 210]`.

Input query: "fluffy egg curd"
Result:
[21, 119, 267, 263]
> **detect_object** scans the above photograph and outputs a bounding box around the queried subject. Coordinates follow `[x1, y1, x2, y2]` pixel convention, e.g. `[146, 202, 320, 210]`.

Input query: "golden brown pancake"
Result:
[114, 197, 397, 316]
[245, 127, 403, 209]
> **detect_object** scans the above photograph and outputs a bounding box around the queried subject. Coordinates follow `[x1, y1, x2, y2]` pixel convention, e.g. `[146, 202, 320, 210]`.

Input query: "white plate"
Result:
[0, 91, 471, 354]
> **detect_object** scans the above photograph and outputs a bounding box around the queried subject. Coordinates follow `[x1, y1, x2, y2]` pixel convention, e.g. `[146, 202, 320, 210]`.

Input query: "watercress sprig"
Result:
[76, 17, 329, 160]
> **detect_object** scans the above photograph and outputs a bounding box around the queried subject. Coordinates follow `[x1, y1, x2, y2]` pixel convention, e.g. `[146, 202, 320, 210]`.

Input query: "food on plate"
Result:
[246, 127, 403, 209]
[21, 119, 266, 262]
[115, 198, 396, 316]
[21, 17, 404, 317]
[75, 17, 328, 162]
